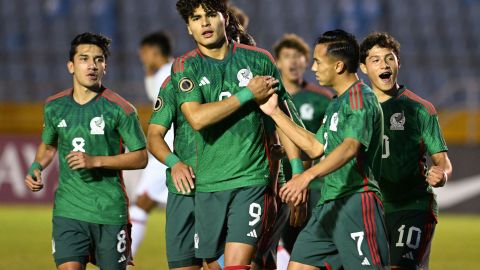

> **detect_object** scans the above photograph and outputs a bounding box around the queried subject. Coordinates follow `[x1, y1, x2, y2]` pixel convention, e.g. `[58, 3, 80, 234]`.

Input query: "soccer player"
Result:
[129, 31, 174, 256]
[147, 77, 204, 270]
[260, 29, 390, 269]
[173, 1, 305, 269]
[359, 32, 453, 270]
[24, 32, 147, 270]
[273, 33, 334, 255]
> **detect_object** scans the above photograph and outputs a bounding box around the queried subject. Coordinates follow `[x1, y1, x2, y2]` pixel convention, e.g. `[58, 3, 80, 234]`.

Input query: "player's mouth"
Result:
[202, 30, 214, 38]
[379, 71, 392, 83]
[87, 72, 98, 81]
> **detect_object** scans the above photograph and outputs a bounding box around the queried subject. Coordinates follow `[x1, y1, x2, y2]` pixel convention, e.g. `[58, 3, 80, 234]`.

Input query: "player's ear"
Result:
[360, 63, 368, 75]
[67, 61, 74, 75]
[334, 60, 345, 74]
[187, 24, 193, 36]
[103, 63, 107, 74]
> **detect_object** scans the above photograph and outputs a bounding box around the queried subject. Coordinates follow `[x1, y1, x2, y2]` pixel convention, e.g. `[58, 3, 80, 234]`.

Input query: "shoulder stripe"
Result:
[400, 89, 436, 115]
[45, 88, 72, 103]
[303, 82, 334, 99]
[161, 76, 172, 89]
[236, 43, 276, 64]
[101, 89, 135, 114]
[349, 83, 363, 110]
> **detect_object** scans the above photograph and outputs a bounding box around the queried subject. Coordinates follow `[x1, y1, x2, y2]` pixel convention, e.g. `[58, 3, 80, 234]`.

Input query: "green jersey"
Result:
[42, 88, 146, 225]
[283, 81, 333, 189]
[315, 81, 383, 205]
[171, 42, 301, 192]
[149, 77, 198, 195]
[292, 81, 333, 133]
[379, 86, 448, 215]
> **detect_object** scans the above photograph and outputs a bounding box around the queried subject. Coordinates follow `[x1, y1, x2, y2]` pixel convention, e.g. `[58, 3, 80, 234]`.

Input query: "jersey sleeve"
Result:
[41, 104, 58, 145]
[170, 58, 203, 106]
[418, 107, 448, 155]
[149, 79, 176, 129]
[118, 108, 147, 152]
[342, 101, 374, 149]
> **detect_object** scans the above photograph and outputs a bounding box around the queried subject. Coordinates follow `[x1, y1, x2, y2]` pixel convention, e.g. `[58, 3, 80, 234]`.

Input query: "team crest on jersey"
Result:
[90, 115, 105, 135]
[300, 103, 314, 121]
[329, 112, 339, 131]
[154, 97, 163, 111]
[390, 112, 405, 130]
[237, 68, 253, 87]
[179, 77, 194, 92]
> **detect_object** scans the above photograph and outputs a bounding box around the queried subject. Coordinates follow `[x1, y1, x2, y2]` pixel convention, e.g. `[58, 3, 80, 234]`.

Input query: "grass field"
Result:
[1, 205, 479, 269]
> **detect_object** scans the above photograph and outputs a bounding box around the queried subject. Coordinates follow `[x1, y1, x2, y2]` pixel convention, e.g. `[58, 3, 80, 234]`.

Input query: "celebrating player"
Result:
[260, 29, 390, 269]
[360, 32, 453, 269]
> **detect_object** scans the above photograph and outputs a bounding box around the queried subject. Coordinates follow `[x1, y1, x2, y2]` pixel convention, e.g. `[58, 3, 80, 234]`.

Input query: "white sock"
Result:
[276, 240, 290, 270]
[129, 205, 148, 256]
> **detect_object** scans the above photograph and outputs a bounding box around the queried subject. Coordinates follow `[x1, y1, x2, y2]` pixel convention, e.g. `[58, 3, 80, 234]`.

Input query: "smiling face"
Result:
[186, 5, 227, 50]
[360, 45, 399, 93]
[67, 44, 106, 90]
[277, 47, 308, 83]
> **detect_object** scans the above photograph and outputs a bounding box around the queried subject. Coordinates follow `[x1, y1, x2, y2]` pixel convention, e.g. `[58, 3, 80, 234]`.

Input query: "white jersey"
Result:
[144, 60, 174, 103]
[136, 60, 174, 204]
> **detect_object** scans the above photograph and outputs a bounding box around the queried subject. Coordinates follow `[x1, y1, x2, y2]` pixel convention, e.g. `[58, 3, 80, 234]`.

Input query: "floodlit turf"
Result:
[1, 205, 479, 269]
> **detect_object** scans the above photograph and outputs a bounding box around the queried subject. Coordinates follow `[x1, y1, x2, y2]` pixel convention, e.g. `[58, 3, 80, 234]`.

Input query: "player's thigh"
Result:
[226, 185, 267, 247]
[52, 216, 90, 267]
[92, 223, 130, 270]
[166, 193, 202, 268]
[333, 192, 390, 269]
[290, 204, 341, 270]
[194, 190, 231, 259]
[386, 210, 436, 269]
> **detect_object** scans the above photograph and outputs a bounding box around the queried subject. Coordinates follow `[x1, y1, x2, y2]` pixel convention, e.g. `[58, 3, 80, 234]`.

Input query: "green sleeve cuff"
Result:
[165, 153, 181, 168]
[28, 161, 43, 179]
[290, 157, 304, 175]
[234, 88, 254, 105]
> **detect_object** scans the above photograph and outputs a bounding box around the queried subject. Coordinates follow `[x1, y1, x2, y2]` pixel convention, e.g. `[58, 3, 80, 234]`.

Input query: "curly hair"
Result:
[359, 32, 400, 64]
[176, 0, 227, 23]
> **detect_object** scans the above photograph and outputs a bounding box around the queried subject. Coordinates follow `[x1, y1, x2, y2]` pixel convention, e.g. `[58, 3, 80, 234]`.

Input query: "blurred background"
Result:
[1, 0, 479, 269]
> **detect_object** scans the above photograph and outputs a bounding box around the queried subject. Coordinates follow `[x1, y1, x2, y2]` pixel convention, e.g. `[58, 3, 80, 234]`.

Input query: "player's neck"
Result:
[197, 38, 229, 60]
[283, 78, 302, 95]
[72, 84, 101, 105]
[374, 84, 400, 102]
[333, 73, 359, 96]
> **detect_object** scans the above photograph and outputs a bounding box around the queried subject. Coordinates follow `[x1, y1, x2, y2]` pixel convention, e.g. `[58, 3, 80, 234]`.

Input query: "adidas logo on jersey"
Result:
[199, 76, 210, 86]
[402, 251, 415, 260]
[57, 119, 67, 128]
[361, 257, 370, 266]
[118, 254, 126, 263]
[247, 229, 257, 238]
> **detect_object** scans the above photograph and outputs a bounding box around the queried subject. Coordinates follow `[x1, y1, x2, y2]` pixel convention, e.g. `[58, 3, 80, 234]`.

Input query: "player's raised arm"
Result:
[261, 94, 324, 159]
[177, 75, 277, 131]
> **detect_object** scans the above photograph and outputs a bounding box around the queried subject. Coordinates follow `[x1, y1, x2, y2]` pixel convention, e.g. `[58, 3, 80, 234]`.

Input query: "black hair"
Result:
[140, 31, 173, 57]
[315, 29, 359, 73]
[69, 32, 111, 61]
[226, 10, 255, 46]
[359, 32, 400, 64]
[176, 0, 227, 23]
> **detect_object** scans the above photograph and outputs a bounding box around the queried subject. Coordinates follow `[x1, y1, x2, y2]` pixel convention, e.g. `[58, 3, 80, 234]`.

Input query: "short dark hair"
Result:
[273, 33, 311, 62]
[69, 32, 111, 61]
[359, 32, 400, 64]
[176, 0, 227, 23]
[140, 31, 173, 57]
[315, 29, 359, 73]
